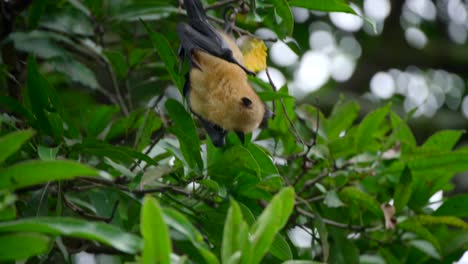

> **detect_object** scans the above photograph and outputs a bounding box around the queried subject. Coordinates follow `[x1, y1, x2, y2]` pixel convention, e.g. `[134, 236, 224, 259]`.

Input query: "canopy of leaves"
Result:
[0, 0, 466, 263]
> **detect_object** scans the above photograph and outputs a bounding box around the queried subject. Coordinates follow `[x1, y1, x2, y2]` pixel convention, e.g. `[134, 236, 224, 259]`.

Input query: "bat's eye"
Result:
[241, 97, 252, 107]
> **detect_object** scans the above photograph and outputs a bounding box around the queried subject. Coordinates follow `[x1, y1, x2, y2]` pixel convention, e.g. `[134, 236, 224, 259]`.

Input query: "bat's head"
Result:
[230, 86, 267, 133]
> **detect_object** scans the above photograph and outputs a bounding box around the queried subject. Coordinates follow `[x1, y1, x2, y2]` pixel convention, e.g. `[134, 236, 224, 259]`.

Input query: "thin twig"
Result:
[207, 14, 253, 36]
[265, 67, 277, 119]
[298, 171, 329, 194]
[103, 56, 129, 116]
[297, 207, 379, 232]
[61, 189, 119, 223]
[266, 68, 307, 147]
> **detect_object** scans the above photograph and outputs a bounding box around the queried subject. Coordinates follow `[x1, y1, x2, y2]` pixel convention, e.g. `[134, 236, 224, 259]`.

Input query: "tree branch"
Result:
[297, 207, 382, 232]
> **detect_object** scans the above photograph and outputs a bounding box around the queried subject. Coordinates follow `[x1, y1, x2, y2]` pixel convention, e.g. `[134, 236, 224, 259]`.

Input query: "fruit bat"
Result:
[177, 0, 271, 147]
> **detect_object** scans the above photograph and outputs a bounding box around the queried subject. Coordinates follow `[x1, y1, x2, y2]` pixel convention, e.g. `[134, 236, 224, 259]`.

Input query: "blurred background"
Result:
[254, 0, 468, 197]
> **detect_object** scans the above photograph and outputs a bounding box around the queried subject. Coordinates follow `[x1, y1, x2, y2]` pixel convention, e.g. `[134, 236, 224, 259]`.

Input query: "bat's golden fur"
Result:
[188, 33, 265, 133]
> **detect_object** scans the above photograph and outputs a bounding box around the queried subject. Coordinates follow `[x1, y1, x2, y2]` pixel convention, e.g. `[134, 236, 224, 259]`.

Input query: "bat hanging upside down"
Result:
[176, 0, 271, 147]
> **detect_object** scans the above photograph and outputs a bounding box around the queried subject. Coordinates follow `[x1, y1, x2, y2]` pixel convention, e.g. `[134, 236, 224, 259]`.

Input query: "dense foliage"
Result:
[0, 0, 467, 263]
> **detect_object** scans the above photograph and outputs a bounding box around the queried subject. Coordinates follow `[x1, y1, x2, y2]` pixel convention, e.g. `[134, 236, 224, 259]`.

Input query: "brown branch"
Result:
[77, 177, 192, 196]
[298, 171, 329, 194]
[61, 190, 119, 223]
[265, 68, 308, 148]
[297, 207, 381, 232]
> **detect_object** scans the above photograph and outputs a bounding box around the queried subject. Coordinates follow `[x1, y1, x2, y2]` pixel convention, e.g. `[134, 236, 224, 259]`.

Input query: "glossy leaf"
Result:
[398, 219, 440, 251]
[0, 233, 50, 261]
[435, 194, 468, 217]
[163, 208, 219, 264]
[422, 130, 464, 151]
[289, 0, 356, 14]
[327, 100, 360, 141]
[0, 129, 35, 164]
[394, 166, 413, 212]
[143, 23, 183, 91]
[355, 104, 390, 152]
[0, 160, 98, 190]
[86, 105, 120, 137]
[243, 187, 295, 264]
[222, 199, 248, 264]
[165, 99, 203, 170]
[415, 215, 468, 229]
[340, 187, 384, 218]
[0, 217, 143, 253]
[141, 196, 171, 264]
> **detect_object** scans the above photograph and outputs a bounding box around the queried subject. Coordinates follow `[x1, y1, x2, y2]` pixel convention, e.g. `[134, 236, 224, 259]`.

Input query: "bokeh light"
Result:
[329, 4, 364, 32]
[370, 68, 466, 118]
[364, 0, 391, 21]
[294, 51, 331, 93]
[257, 67, 286, 88]
[270, 41, 299, 67]
[288, 226, 312, 248]
[405, 27, 428, 49]
[370, 72, 395, 99]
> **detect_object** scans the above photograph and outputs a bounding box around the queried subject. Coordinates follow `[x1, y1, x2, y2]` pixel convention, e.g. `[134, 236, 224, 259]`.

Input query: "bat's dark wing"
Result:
[193, 112, 228, 147]
[177, 0, 254, 75]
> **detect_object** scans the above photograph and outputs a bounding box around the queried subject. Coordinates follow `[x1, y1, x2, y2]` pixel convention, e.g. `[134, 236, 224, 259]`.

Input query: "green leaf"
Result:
[86, 105, 120, 137]
[409, 240, 441, 259]
[355, 104, 391, 152]
[397, 219, 440, 251]
[339, 187, 383, 218]
[142, 22, 183, 91]
[422, 130, 464, 151]
[315, 215, 329, 262]
[327, 100, 359, 141]
[407, 148, 468, 174]
[74, 139, 158, 167]
[222, 199, 249, 264]
[165, 99, 202, 170]
[270, 234, 293, 261]
[29, 0, 47, 27]
[324, 190, 345, 208]
[49, 56, 100, 90]
[282, 261, 322, 264]
[0, 217, 142, 253]
[105, 51, 128, 79]
[289, 0, 356, 14]
[26, 56, 55, 134]
[130, 49, 151, 67]
[210, 145, 260, 181]
[0, 96, 34, 121]
[378, 248, 400, 264]
[0, 233, 50, 261]
[247, 144, 279, 178]
[267, 0, 294, 38]
[243, 187, 295, 264]
[37, 146, 59, 161]
[394, 166, 413, 212]
[0, 129, 35, 164]
[389, 112, 416, 146]
[141, 196, 171, 264]
[415, 215, 468, 230]
[163, 208, 219, 264]
[329, 228, 359, 264]
[0, 160, 98, 190]
[434, 194, 468, 217]
[135, 111, 163, 152]
[67, 0, 92, 16]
